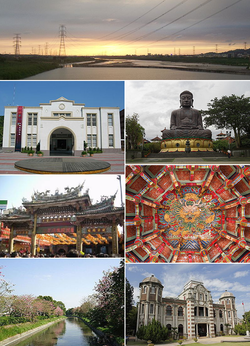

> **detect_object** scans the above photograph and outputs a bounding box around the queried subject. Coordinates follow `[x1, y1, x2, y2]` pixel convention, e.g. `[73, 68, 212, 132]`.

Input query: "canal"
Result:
[8, 318, 93, 346]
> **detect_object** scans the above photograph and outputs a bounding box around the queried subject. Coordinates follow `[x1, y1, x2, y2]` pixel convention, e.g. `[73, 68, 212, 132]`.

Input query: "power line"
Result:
[99, 0, 167, 40]
[125, 0, 214, 46]
[112, 0, 189, 42]
[145, 0, 244, 48]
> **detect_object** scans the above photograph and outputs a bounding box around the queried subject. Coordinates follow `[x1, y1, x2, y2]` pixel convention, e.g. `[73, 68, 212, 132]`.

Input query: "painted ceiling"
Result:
[126, 165, 250, 263]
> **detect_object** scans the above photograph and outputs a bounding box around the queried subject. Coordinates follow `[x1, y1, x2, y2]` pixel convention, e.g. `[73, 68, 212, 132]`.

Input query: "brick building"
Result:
[137, 275, 237, 339]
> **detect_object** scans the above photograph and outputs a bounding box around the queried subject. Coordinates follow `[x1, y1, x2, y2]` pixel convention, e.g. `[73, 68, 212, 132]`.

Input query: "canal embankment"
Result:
[0, 317, 66, 346]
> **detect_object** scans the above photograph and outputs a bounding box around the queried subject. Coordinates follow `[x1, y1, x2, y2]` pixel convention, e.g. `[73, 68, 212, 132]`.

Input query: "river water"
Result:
[25, 66, 250, 80]
[9, 318, 93, 346]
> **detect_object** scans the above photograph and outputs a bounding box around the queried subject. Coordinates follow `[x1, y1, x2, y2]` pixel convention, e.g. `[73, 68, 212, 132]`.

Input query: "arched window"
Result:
[167, 324, 171, 331]
[206, 307, 208, 317]
[178, 324, 183, 336]
[178, 307, 183, 316]
[150, 304, 154, 314]
[219, 310, 223, 318]
[227, 299, 229, 304]
[143, 286, 147, 293]
[194, 306, 197, 316]
[228, 311, 231, 318]
[151, 286, 155, 294]
[213, 310, 216, 318]
[166, 305, 172, 316]
[220, 324, 224, 332]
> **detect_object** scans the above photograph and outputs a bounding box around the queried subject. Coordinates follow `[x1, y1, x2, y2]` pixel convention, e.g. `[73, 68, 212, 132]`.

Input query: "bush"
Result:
[0, 316, 27, 326]
[136, 319, 168, 344]
[144, 142, 161, 153]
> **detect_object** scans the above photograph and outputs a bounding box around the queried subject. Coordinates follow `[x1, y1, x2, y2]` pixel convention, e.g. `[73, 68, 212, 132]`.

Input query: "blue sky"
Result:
[0, 258, 121, 309]
[0, 175, 124, 210]
[0, 81, 124, 116]
[126, 263, 250, 319]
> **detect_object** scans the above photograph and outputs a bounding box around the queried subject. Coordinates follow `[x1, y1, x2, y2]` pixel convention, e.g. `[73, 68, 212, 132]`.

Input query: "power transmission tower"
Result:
[59, 25, 66, 56]
[244, 42, 247, 50]
[193, 46, 195, 55]
[45, 42, 49, 56]
[13, 34, 21, 55]
[215, 44, 218, 54]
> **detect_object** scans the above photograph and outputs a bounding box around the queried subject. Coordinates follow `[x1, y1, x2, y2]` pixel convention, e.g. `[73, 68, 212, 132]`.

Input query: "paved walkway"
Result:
[157, 336, 250, 345]
[0, 151, 124, 174]
[126, 157, 250, 164]
[128, 336, 250, 346]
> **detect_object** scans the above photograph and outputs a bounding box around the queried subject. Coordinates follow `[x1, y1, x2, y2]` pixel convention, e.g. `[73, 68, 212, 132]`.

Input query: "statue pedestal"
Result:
[160, 138, 213, 152]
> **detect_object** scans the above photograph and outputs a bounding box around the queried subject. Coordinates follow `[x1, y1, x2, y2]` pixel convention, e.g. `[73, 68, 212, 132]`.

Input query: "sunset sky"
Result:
[1, 0, 249, 56]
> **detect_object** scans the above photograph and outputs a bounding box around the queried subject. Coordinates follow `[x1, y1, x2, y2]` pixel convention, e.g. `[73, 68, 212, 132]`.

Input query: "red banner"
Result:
[15, 106, 23, 152]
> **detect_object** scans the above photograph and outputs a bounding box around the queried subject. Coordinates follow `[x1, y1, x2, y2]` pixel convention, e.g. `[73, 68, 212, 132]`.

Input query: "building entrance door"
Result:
[50, 128, 74, 156]
[198, 324, 207, 337]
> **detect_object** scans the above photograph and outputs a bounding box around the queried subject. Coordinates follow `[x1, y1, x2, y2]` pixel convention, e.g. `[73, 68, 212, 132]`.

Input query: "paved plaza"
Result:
[0, 151, 124, 174]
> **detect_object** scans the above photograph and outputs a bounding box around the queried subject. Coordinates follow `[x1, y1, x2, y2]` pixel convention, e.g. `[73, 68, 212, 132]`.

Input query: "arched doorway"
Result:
[50, 128, 74, 156]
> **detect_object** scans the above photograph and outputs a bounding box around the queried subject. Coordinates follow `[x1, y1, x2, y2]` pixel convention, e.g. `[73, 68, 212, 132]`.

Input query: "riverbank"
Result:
[1, 55, 249, 80]
[0, 317, 66, 346]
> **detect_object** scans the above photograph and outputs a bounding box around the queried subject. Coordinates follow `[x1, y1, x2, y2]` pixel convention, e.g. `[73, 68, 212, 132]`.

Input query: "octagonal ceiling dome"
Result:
[126, 165, 250, 263]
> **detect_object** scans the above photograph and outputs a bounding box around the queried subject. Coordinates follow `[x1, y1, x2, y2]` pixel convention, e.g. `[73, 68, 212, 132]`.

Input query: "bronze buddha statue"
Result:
[162, 90, 212, 140]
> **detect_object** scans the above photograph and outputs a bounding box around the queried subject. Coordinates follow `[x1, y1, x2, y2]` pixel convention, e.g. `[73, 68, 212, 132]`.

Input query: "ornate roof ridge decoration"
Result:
[79, 192, 118, 214]
[23, 183, 85, 204]
[1, 207, 29, 218]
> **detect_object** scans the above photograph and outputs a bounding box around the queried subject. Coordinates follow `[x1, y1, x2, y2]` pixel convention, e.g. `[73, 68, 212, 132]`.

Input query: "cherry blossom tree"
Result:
[88, 260, 124, 337]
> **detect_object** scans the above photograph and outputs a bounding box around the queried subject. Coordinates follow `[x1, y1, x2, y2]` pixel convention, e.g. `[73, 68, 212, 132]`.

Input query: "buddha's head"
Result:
[180, 90, 193, 108]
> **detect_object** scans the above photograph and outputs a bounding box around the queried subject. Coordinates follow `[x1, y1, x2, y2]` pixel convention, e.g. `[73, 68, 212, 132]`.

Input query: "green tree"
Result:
[126, 113, 145, 150]
[126, 306, 137, 336]
[79, 294, 96, 316]
[234, 323, 247, 335]
[88, 260, 124, 338]
[202, 94, 250, 148]
[136, 319, 169, 343]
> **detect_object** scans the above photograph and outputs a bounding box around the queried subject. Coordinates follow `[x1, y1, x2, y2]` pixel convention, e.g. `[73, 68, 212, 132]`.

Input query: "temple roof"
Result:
[126, 165, 250, 263]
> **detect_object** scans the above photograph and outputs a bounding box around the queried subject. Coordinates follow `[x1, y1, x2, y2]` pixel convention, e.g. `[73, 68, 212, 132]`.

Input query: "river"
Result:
[25, 66, 250, 80]
[8, 318, 93, 346]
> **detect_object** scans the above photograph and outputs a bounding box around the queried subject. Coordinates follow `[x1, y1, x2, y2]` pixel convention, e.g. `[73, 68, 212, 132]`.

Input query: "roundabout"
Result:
[14, 157, 111, 174]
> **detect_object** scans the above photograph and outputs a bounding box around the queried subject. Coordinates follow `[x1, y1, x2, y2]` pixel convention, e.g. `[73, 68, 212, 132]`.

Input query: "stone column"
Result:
[112, 220, 118, 255]
[31, 214, 37, 256]
[76, 224, 82, 253]
[187, 299, 195, 339]
[208, 300, 215, 337]
[206, 323, 209, 337]
[8, 225, 14, 253]
[145, 303, 149, 325]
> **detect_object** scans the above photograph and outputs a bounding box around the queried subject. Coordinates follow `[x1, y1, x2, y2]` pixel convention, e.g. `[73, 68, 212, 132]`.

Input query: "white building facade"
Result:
[3, 97, 121, 156]
[137, 275, 237, 339]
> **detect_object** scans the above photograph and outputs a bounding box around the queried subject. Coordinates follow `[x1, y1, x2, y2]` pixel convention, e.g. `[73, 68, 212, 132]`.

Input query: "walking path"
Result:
[157, 336, 250, 345]
[0, 151, 124, 174]
[126, 157, 250, 164]
[128, 336, 250, 346]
